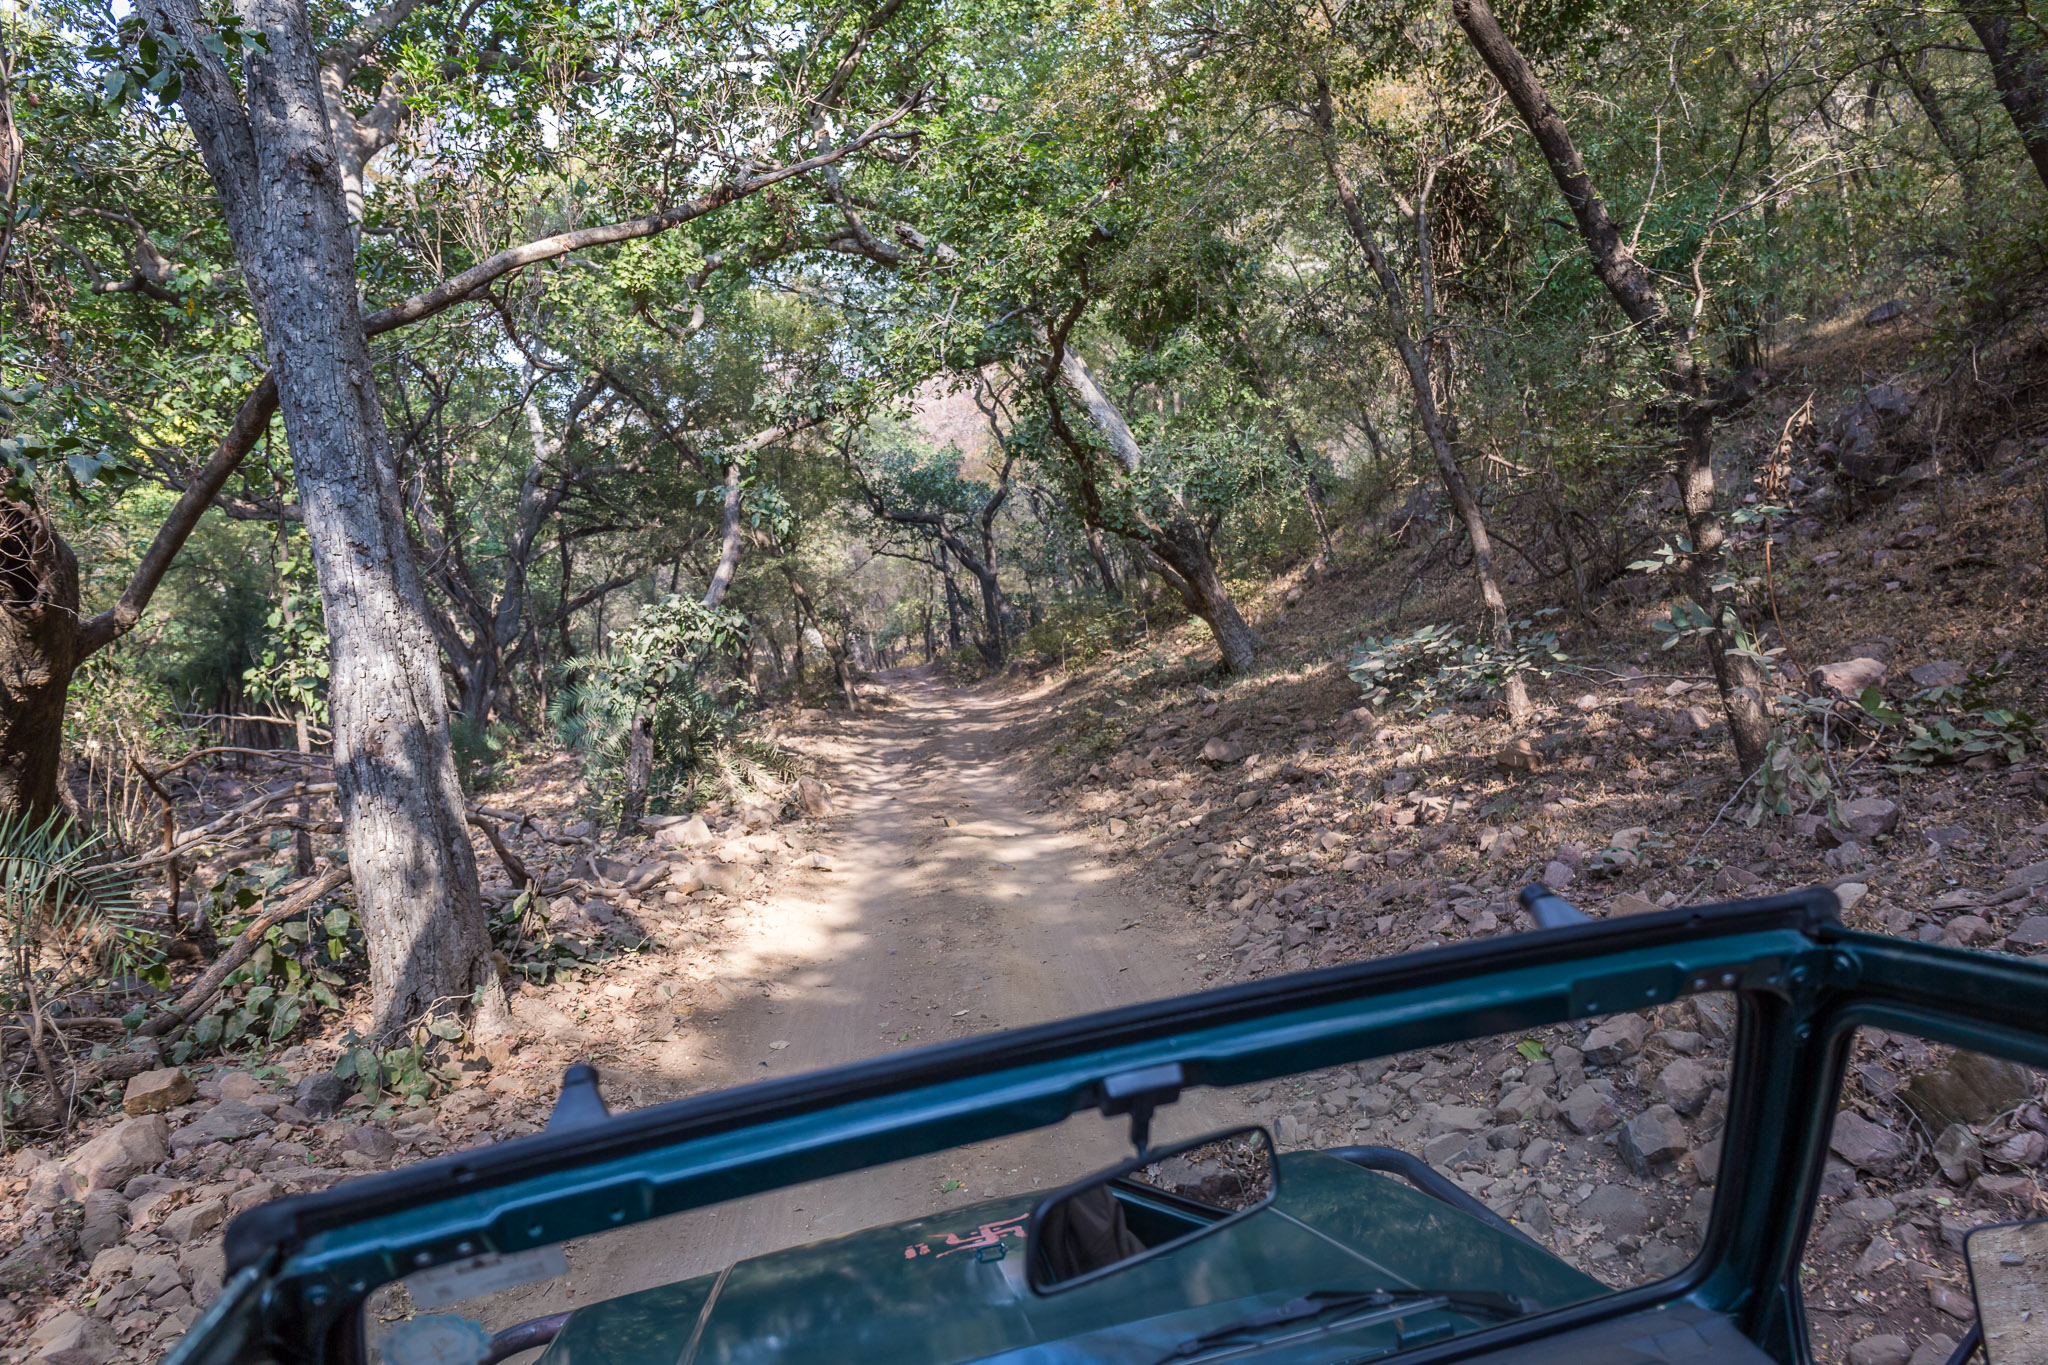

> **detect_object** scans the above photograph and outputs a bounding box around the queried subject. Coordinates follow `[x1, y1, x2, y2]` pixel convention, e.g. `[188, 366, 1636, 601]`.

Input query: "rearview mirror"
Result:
[1965, 1217, 2047, 1364]
[1028, 1126, 1276, 1293]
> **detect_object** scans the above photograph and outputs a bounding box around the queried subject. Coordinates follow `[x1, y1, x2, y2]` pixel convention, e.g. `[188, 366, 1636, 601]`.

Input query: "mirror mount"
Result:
[1098, 1062, 1185, 1156]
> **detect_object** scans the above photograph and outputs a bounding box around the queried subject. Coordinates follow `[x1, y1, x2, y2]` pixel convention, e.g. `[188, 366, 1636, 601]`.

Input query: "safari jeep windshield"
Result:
[178, 890, 2048, 1365]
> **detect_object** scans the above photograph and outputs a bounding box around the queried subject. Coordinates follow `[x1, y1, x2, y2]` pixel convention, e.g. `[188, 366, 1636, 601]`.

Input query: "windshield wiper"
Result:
[1154, 1287, 1538, 1364]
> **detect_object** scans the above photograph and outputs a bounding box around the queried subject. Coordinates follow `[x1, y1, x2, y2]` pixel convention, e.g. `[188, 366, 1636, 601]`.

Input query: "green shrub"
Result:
[449, 715, 517, 795]
[1018, 599, 1142, 670]
[551, 595, 802, 816]
[1348, 616, 1567, 714]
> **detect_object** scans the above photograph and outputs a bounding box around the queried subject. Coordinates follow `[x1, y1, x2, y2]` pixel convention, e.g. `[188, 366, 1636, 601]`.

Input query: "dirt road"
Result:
[477, 668, 1245, 1324]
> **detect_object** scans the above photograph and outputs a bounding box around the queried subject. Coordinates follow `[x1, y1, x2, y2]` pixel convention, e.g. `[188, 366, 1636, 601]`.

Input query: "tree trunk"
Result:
[145, 0, 502, 1036]
[1889, 41, 1984, 209]
[1084, 522, 1123, 600]
[1307, 70, 1526, 722]
[970, 563, 1007, 667]
[1961, 0, 2048, 195]
[1677, 413, 1772, 773]
[0, 502, 80, 827]
[1149, 520, 1262, 674]
[620, 711, 655, 825]
[1453, 0, 1770, 771]
[1048, 346, 1262, 673]
[938, 543, 965, 647]
[702, 462, 745, 610]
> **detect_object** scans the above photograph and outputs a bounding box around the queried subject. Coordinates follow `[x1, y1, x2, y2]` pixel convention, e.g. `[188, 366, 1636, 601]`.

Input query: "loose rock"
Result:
[1618, 1104, 1689, 1175]
[1907, 661, 1967, 689]
[168, 1101, 269, 1155]
[1932, 1123, 1983, 1185]
[1830, 1112, 1909, 1172]
[60, 1116, 170, 1200]
[292, 1074, 349, 1118]
[1810, 658, 1886, 700]
[123, 1068, 194, 1116]
[160, 1196, 229, 1245]
[1582, 1014, 1648, 1064]
[1656, 1058, 1714, 1116]
[1848, 1335, 1911, 1365]
[1903, 1051, 2035, 1130]
[1560, 1084, 1620, 1134]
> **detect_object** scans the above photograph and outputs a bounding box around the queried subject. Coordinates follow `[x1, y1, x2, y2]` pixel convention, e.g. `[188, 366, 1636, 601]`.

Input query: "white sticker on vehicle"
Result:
[380, 1315, 492, 1365]
[405, 1246, 570, 1309]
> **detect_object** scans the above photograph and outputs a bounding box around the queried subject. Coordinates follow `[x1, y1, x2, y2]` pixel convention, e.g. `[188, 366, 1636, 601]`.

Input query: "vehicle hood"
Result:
[535, 1152, 1603, 1365]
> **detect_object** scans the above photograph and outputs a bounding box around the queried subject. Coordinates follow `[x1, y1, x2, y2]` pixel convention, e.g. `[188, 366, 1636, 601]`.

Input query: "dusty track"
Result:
[479, 667, 1245, 1326]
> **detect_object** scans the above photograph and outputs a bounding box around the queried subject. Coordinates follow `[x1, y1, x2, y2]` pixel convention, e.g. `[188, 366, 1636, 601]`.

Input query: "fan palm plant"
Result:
[2, 812, 152, 1132]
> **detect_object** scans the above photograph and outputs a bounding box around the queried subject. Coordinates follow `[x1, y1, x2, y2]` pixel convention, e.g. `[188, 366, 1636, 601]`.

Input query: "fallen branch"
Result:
[154, 747, 333, 778]
[105, 782, 339, 871]
[466, 812, 532, 887]
[472, 805, 593, 848]
[171, 711, 334, 740]
[137, 867, 349, 1039]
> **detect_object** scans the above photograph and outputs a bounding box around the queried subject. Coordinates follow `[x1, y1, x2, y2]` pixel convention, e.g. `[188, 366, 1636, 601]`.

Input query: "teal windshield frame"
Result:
[164, 888, 2048, 1365]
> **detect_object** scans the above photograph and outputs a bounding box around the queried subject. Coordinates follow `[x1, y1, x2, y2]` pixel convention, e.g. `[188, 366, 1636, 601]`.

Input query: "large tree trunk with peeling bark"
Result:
[0, 503, 80, 827]
[1452, 0, 1771, 773]
[1147, 520, 1261, 675]
[144, 0, 502, 1037]
[1049, 346, 1262, 674]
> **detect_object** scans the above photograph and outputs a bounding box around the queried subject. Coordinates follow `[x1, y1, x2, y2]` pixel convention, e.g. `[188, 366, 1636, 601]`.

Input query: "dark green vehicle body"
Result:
[543, 1153, 1600, 1365]
[170, 888, 2048, 1365]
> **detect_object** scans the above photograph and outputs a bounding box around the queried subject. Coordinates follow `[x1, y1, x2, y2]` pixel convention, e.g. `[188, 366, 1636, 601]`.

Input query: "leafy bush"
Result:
[1857, 666, 2039, 772]
[241, 548, 329, 725]
[1347, 616, 1566, 714]
[449, 715, 517, 795]
[1745, 663, 2042, 828]
[551, 595, 799, 816]
[334, 1028, 462, 1109]
[1, 814, 154, 1129]
[1019, 599, 1142, 670]
[165, 870, 351, 1063]
[63, 655, 202, 847]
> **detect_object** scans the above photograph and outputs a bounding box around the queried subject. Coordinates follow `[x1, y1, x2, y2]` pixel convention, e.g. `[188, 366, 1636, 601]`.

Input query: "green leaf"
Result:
[1858, 687, 1903, 725]
[1515, 1039, 1548, 1062]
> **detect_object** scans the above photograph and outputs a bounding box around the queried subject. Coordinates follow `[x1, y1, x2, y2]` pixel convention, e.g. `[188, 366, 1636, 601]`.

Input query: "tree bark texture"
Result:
[1960, 0, 2048, 195]
[1083, 522, 1123, 601]
[1453, 0, 1770, 771]
[0, 502, 79, 827]
[144, 0, 500, 1036]
[703, 462, 746, 610]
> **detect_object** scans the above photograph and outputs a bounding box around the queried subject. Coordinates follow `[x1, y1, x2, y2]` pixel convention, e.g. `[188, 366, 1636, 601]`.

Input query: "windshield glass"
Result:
[1800, 1031, 2046, 1364]
[363, 992, 1734, 1365]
